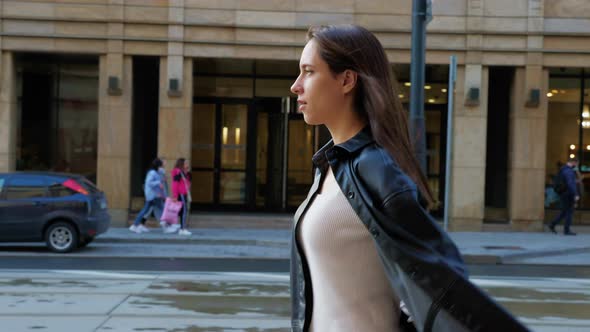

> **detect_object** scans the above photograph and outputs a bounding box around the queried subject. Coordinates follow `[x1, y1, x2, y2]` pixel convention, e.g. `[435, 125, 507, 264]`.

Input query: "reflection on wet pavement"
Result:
[0, 271, 588, 331]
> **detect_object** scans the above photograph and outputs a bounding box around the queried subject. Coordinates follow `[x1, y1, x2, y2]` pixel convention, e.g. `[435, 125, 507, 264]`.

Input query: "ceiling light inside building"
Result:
[404, 82, 411, 87]
[547, 92, 553, 97]
[570, 144, 576, 150]
[551, 89, 559, 94]
[428, 99, 436, 103]
[570, 154, 576, 159]
[424, 85, 431, 90]
[587, 145, 590, 151]
[441, 88, 447, 93]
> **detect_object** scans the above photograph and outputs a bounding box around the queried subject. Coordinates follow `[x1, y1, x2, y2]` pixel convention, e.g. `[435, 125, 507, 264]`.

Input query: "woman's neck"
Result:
[327, 115, 366, 145]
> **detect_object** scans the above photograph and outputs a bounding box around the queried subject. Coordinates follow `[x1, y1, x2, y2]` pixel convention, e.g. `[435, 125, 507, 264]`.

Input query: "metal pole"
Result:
[444, 56, 457, 231]
[410, 0, 428, 173]
[281, 97, 290, 210]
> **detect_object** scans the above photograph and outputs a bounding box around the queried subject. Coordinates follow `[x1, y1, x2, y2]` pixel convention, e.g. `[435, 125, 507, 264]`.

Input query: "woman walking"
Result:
[289, 24, 529, 332]
[171, 158, 192, 236]
[130, 158, 167, 233]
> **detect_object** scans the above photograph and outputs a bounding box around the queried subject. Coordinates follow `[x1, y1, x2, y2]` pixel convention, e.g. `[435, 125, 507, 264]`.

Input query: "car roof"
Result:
[0, 171, 81, 180]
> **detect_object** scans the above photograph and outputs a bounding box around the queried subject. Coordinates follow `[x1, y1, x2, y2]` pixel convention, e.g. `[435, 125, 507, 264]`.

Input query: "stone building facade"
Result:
[0, 0, 589, 230]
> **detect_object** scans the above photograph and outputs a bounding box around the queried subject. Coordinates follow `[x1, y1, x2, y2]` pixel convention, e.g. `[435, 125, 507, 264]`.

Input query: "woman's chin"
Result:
[302, 113, 322, 126]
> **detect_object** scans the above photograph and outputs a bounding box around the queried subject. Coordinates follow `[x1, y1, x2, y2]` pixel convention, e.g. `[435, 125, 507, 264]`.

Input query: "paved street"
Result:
[0, 227, 589, 331]
[0, 269, 588, 332]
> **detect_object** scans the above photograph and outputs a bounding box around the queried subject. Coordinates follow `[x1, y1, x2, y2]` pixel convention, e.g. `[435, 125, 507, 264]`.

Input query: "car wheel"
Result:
[45, 222, 79, 253]
[78, 237, 95, 248]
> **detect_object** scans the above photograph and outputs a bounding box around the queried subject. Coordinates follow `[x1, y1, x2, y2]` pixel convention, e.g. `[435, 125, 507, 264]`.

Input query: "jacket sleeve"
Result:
[145, 170, 161, 189]
[380, 189, 531, 332]
[565, 169, 578, 199]
[380, 189, 467, 276]
[171, 169, 180, 198]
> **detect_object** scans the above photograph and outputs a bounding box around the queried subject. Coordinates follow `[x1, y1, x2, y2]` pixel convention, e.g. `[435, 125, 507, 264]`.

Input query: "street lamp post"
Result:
[409, 0, 432, 173]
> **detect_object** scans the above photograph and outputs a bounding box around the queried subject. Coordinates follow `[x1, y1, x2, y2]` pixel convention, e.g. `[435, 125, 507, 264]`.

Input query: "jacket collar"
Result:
[312, 126, 375, 170]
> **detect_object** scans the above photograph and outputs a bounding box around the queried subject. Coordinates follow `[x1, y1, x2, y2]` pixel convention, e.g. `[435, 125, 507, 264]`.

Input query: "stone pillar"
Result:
[507, 67, 548, 231]
[96, 53, 133, 224]
[159, 2, 193, 171]
[506, 2, 546, 231]
[447, 1, 489, 230]
[0, 52, 17, 172]
[158, 58, 193, 172]
[449, 64, 489, 231]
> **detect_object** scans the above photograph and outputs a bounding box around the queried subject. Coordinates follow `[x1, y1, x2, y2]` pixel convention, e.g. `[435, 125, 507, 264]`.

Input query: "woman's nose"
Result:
[291, 78, 302, 95]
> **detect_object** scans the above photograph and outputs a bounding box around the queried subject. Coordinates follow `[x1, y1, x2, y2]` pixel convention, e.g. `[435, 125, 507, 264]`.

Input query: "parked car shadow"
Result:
[0, 243, 98, 254]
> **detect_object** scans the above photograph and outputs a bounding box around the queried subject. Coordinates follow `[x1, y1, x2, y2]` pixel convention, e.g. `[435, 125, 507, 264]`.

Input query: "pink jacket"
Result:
[171, 168, 191, 198]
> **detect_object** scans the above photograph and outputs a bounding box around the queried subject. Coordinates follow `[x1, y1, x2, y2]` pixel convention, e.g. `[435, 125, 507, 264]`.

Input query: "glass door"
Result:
[192, 103, 216, 204]
[219, 104, 248, 204]
[192, 100, 251, 208]
[286, 116, 315, 207]
[255, 97, 315, 211]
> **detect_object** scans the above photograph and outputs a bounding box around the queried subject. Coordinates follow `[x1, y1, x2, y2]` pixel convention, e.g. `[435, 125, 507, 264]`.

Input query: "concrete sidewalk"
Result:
[97, 223, 590, 266]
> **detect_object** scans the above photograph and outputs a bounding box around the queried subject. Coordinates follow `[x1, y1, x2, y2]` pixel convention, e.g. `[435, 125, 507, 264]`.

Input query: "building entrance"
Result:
[191, 97, 314, 212]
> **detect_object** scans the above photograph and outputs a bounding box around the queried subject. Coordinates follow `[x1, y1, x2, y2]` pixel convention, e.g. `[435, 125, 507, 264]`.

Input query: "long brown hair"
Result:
[307, 24, 434, 207]
[174, 158, 186, 170]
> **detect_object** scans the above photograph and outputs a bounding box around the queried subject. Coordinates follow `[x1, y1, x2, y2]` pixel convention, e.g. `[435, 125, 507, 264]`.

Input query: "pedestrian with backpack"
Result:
[549, 157, 579, 235]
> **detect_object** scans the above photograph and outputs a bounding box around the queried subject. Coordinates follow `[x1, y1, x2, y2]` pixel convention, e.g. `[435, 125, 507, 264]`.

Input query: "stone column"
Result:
[158, 58, 193, 173]
[449, 64, 489, 231]
[448, 0, 488, 230]
[159, 2, 193, 171]
[507, 67, 548, 231]
[0, 52, 17, 172]
[507, 1, 546, 231]
[96, 53, 133, 224]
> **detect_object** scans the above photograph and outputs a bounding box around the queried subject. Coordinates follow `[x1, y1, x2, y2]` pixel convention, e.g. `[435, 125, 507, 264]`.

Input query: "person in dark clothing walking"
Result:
[549, 157, 579, 235]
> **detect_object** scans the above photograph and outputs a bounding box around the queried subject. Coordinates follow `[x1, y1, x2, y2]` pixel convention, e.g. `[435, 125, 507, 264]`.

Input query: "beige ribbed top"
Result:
[297, 167, 400, 332]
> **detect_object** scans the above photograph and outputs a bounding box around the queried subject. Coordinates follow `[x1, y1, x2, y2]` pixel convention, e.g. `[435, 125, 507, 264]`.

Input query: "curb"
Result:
[501, 246, 590, 262]
[94, 237, 288, 248]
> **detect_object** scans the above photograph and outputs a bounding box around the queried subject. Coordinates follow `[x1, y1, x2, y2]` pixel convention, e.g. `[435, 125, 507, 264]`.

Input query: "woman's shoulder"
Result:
[353, 143, 416, 197]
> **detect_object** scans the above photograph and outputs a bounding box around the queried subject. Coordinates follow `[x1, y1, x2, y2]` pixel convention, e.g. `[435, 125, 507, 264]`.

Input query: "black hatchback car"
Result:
[0, 172, 110, 253]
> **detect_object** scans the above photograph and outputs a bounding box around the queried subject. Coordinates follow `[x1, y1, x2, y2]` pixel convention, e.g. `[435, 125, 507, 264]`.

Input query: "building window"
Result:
[546, 68, 590, 209]
[15, 54, 99, 183]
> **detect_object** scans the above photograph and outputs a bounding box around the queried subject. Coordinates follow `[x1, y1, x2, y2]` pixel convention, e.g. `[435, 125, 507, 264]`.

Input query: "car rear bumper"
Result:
[82, 211, 111, 238]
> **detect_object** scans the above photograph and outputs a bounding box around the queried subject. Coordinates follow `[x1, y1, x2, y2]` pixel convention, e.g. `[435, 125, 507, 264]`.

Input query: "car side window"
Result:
[48, 182, 76, 197]
[4, 176, 48, 200]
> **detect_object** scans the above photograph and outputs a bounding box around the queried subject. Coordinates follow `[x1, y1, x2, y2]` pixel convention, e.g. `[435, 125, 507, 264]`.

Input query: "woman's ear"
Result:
[341, 69, 358, 94]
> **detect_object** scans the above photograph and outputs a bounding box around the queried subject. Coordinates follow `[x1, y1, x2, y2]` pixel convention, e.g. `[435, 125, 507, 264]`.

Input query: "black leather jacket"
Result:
[291, 127, 529, 332]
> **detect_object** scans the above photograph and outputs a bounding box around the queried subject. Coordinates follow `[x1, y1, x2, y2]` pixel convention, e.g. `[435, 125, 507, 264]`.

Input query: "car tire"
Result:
[78, 237, 95, 248]
[45, 222, 79, 253]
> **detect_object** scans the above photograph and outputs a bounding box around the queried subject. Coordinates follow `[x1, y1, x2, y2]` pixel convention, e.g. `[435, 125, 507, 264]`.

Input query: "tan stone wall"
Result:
[449, 64, 489, 231]
[507, 67, 549, 232]
[0, 0, 585, 62]
[158, 57, 193, 172]
[96, 54, 133, 223]
[3, 0, 590, 228]
[0, 52, 17, 172]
